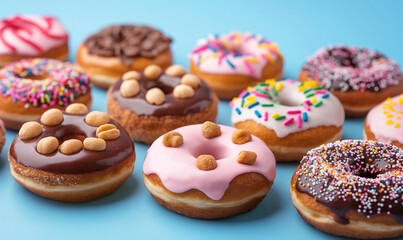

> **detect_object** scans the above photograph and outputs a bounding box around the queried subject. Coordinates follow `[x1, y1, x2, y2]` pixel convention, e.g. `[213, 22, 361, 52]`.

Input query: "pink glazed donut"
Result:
[143, 122, 276, 219]
[0, 15, 69, 66]
[364, 94, 403, 148]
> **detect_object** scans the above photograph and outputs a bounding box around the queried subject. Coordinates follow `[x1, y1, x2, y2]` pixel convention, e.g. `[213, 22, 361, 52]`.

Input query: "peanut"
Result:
[196, 155, 217, 171]
[40, 109, 63, 126]
[60, 139, 83, 154]
[85, 111, 110, 127]
[165, 65, 186, 77]
[232, 129, 252, 144]
[181, 74, 201, 89]
[237, 151, 257, 165]
[65, 103, 88, 115]
[173, 84, 194, 99]
[146, 88, 165, 105]
[201, 121, 221, 139]
[96, 124, 120, 140]
[37, 136, 59, 154]
[162, 132, 183, 147]
[83, 137, 106, 151]
[144, 65, 162, 80]
[19, 121, 43, 140]
[122, 71, 140, 81]
[120, 80, 140, 98]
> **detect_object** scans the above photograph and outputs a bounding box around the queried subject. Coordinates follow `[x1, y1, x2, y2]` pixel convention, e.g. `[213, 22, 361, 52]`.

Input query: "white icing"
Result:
[231, 80, 345, 138]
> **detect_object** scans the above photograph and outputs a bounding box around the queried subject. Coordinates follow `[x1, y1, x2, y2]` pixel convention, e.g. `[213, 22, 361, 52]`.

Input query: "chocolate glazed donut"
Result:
[290, 140, 403, 239]
[9, 105, 136, 202]
[76, 25, 173, 88]
[107, 64, 218, 144]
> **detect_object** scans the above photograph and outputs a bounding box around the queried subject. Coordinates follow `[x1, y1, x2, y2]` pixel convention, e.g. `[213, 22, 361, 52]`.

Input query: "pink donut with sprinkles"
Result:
[0, 58, 92, 130]
[143, 122, 276, 219]
[230, 79, 344, 162]
[364, 94, 403, 149]
[189, 32, 283, 100]
[290, 140, 403, 239]
[0, 15, 69, 66]
[300, 45, 403, 117]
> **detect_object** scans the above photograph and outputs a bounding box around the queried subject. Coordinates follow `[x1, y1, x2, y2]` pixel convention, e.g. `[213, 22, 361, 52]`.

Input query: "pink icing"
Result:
[143, 124, 276, 200]
[190, 32, 280, 79]
[0, 15, 68, 56]
[366, 95, 403, 144]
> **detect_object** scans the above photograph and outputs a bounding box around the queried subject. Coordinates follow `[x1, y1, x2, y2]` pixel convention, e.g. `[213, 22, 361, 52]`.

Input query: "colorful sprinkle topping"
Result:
[296, 140, 403, 222]
[0, 58, 90, 108]
[302, 46, 403, 92]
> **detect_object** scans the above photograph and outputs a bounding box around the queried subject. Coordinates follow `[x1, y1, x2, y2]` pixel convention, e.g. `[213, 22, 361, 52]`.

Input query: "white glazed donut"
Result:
[230, 79, 345, 161]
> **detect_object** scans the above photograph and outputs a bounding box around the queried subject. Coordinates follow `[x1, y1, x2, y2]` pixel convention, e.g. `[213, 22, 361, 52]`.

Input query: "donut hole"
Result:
[18, 73, 50, 80]
[354, 170, 379, 179]
[58, 134, 86, 145]
[190, 143, 230, 160]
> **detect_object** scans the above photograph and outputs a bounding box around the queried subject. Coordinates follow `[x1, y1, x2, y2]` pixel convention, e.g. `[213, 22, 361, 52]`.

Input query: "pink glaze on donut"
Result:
[0, 15, 68, 56]
[143, 124, 276, 200]
[366, 94, 403, 144]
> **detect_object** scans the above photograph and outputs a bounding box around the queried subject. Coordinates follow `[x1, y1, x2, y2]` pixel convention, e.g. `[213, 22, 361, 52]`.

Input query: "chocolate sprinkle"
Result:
[84, 25, 172, 67]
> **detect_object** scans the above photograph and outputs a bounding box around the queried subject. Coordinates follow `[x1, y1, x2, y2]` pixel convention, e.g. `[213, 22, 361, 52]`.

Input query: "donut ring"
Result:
[0, 15, 69, 66]
[190, 32, 283, 100]
[230, 79, 344, 161]
[299, 46, 403, 117]
[107, 64, 218, 144]
[76, 25, 173, 89]
[364, 94, 403, 148]
[9, 105, 135, 202]
[290, 140, 403, 239]
[143, 123, 276, 219]
[0, 58, 92, 130]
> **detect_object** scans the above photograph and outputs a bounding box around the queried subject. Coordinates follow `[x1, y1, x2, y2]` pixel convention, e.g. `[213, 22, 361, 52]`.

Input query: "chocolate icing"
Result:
[84, 25, 172, 67]
[111, 73, 213, 117]
[10, 112, 134, 174]
[296, 140, 403, 224]
[302, 46, 403, 92]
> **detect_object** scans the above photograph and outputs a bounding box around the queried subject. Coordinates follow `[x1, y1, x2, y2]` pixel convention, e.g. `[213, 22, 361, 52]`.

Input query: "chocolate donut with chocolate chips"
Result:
[76, 24, 173, 89]
[107, 64, 218, 144]
[9, 104, 136, 202]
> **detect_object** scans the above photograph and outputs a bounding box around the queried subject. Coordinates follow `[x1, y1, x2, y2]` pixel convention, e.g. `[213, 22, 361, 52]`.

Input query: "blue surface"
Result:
[1, 1, 403, 239]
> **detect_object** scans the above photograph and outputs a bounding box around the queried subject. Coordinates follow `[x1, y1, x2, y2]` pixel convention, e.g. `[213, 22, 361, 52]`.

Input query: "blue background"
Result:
[0, 1, 402, 239]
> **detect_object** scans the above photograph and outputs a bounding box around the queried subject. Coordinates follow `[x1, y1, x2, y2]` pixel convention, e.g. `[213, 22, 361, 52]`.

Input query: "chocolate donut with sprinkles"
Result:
[300, 46, 403, 117]
[290, 140, 403, 239]
[230, 79, 344, 161]
[190, 32, 283, 100]
[0, 58, 92, 130]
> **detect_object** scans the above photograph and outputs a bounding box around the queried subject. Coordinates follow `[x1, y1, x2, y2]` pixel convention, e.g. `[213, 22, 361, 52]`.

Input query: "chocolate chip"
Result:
[123, 46, 140, 57]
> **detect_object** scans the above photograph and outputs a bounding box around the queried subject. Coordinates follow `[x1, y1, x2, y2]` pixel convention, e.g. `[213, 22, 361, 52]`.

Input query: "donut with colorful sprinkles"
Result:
[0, 58, 92, 130]
[300, 46, 403, 117]
[189, 32, 283, 99]
[290, 140, 403, 239]
[230, 79, 344, 161]
[364, 94, 403, 148]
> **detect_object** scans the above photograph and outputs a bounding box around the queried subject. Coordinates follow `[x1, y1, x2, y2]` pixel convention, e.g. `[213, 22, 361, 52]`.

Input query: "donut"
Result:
[76, 25, 173, 89]
[364, 94, 403, 148]
[299, 46, 403, 117]
[290, 140, 403, 239]
[230, 79, 344, 161]
[143, 122, 276, 219]
[107, 64, 218, 144]
[189, 32, 283, 100]
[0, 58, 92, 130]
[8, 104, 135, 202]
[0, 15, 68, 66]
[0, 119, 6, 152]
